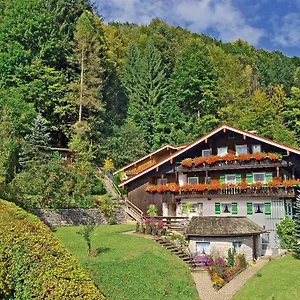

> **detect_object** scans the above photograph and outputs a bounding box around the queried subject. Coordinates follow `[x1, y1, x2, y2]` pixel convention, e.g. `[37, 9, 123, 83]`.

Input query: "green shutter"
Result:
[247, 203, 253, 215]
[220, 175, 225, 184]
[232, 202, 238, 215]
[265, 203, 271, 215]
[246, 173, 253, 184]
[215, 203, 221, 215]
[236, 174, 242, 184]
[266, 172, 273, 183]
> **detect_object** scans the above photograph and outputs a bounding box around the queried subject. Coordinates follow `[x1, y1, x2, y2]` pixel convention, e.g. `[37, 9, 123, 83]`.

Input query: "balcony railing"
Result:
[177, 158, 289, 172]
[174, 186, 295, 198]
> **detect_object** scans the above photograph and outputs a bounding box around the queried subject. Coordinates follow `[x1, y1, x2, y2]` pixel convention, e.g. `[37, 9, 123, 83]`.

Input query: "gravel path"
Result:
[192, 259, 268, 300]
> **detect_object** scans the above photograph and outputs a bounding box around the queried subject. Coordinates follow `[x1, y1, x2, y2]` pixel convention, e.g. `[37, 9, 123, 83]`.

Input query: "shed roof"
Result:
[186, 216, 264, 237]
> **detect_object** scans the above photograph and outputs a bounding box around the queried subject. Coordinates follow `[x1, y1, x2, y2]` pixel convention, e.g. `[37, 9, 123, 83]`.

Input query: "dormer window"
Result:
[252, 144, 261, 153]
[188, 176, 199, 185]
[157, 178, 168, 185]
[217, 147, 228, 157]
[236, 145, 248, 155]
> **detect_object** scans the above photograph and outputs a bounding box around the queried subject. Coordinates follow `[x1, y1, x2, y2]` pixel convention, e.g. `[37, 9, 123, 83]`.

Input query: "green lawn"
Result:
[55, 225, 198, 300]
[234, 255, 300, 300]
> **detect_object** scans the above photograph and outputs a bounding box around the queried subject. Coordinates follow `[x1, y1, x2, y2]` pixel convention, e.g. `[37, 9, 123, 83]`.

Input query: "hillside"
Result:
[1, 0, 300, 190]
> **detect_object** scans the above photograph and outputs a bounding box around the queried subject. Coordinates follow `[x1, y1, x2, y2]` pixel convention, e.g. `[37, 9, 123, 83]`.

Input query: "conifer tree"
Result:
[19, 114, 51, 169]
[293, 187, 300, 259]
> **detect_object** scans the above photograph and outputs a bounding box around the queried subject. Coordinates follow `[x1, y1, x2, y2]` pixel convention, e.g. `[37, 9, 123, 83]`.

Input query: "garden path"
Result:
[192, 258, 268, 300]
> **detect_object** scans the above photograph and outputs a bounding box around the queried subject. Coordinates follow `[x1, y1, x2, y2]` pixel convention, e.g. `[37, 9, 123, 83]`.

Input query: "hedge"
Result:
[0, 199, 105, 299]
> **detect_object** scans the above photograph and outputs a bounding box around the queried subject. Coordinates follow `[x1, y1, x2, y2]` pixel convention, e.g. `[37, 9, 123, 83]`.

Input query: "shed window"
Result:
[236, 145, 248, 155]
[217, 147, 228, 157]
[233, 241, 241, 253]
[188, 177, 199, 185]
[202, 149, 212, 157]
[253, 173, 266, 184]
[157, 178, 168, 185]
[196, 242, 210, 255]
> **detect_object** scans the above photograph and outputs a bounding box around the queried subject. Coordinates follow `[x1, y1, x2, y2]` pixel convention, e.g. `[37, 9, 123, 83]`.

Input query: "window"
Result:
[188, 177, 199, 185]
[157, 178, 168, 185]
[253, 173, 266, 184]
[217, 147, 228, 157]
[254, 203, 264, 214]
[225, 174, 236, 184]
[233, 241, 241, 253]
[236, 144, 248, 155]
[221, 203, 232, 214]
[252, 144, 261, 153]
[202, 149, 212, 157]
[196, 242, 210, 255]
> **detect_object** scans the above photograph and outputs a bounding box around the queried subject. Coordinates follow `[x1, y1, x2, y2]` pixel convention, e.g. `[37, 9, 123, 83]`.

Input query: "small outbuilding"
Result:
[186, 216, 265, 262]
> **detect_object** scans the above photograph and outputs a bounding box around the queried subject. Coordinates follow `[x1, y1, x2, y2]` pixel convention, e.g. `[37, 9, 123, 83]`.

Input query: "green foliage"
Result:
[77, 218, 96, 256]
[95, 194, 116, 224]
[293, 189, 300, 259]
[147, 204, 158, 217]
[103, 157, 115, 172]
[227, 248, 235, 267]
[276, 217, 296, 249]
[0, 199, 104, 299]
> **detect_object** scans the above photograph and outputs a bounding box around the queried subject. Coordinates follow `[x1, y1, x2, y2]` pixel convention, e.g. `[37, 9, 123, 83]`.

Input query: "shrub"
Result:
[147, 204, 158, 217]
[76, 218, 96, 256]
[276, 217, 296, 249]
[0, 199, 104, 299]
[227, 248, 235, 267]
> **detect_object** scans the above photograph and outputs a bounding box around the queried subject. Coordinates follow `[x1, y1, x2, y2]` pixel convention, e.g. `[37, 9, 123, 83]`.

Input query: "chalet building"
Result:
[117, 124, 300, 256]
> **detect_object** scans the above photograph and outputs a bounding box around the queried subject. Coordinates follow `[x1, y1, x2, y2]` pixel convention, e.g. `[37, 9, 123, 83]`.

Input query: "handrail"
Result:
[125, 198, 144, 217]
[104, 169, 124, 200]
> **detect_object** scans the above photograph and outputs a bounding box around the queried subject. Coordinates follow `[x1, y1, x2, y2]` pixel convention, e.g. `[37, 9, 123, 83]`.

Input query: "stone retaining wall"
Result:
[33, 207, 126, 227]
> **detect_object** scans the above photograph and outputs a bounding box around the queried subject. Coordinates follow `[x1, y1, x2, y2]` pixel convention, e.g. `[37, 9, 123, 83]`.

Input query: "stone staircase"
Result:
[154, 237, 192, 265]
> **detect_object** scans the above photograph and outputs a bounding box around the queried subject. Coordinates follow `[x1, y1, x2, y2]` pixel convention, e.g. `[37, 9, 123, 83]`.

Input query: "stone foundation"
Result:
[33, 207, 126, 227]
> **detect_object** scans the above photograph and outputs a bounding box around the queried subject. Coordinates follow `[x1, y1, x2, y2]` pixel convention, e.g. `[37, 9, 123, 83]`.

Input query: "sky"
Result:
[95, 0, 300, 57]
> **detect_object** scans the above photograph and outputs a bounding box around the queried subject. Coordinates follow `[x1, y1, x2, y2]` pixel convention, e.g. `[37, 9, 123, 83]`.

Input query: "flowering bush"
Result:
[206, 155, 219, 165]
[157, 220, 165, 228]
[238, 180, 248, 190]
[181, 158, 193, 167]
[220, 153, 235, 162]
[236, 153, 252, 162]
[193, 156, 207, 166]
[252, 152, 267, 161]
[267, 153, 282, 161]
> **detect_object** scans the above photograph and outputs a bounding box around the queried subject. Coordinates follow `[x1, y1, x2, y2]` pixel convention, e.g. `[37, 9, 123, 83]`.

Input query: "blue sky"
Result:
[95, 0, 300, 57]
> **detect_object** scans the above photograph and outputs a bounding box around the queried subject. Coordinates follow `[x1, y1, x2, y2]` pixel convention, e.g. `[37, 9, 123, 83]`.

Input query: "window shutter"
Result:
[246, 173, 253, 184]
[247, 203, 253, 215]
[236, 174, 242, 184]
[215, 203, 221, 215]
[265, 203, 271, 215]
[232, 202, 238, 215]
[265, 172, 273, 183]
[220, 175, 225, 184]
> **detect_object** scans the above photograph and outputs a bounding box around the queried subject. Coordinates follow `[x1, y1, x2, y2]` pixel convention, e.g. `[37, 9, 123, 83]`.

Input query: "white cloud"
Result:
[272, 13, 300, 47]
[96, 0, 264, 45]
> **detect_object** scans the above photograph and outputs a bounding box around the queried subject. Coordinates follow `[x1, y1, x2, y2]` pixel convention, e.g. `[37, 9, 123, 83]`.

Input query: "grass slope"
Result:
[233, 255, 300, 300]
[55, 225, 198, 300]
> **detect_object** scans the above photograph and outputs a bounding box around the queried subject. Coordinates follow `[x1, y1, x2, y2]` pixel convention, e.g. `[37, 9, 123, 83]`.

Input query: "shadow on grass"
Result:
[96, 247, 111, 255]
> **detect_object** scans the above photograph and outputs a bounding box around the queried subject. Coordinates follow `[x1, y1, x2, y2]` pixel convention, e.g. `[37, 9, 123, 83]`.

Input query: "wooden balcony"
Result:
[177, 159, 289, 173]
[174, 186, 295, 199]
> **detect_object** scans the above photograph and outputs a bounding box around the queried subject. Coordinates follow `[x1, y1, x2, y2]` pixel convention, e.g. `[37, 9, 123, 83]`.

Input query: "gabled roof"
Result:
[186, 216, 264, 236]
[119, 124, 300, 187]
[113, 144, 181, 175]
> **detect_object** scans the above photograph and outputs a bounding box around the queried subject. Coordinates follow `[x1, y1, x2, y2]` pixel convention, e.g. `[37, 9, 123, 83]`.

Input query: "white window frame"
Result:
[252, 144, 261, 153]
[253, 172, 266, 184]
[157, 178, 168, 185]
[254, 203, 264, 214]
[221, 202, 232, 214]
[188, 176, 199, 185]
[196, 242, 210, 255]
[233, 241, 241, 253]
[225, 174, 236, 184]
[202, 149, 212, 157]
[217, 147, 228, 157]
[235, 144, 248, 155]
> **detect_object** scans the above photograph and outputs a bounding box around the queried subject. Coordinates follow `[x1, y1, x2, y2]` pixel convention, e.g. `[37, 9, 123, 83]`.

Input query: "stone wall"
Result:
[189, 235, 258, 262]
[33, 207, 126, 227]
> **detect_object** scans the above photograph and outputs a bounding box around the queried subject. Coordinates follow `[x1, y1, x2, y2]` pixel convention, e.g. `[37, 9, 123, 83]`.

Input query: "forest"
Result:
[1, 0, 300, 209]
